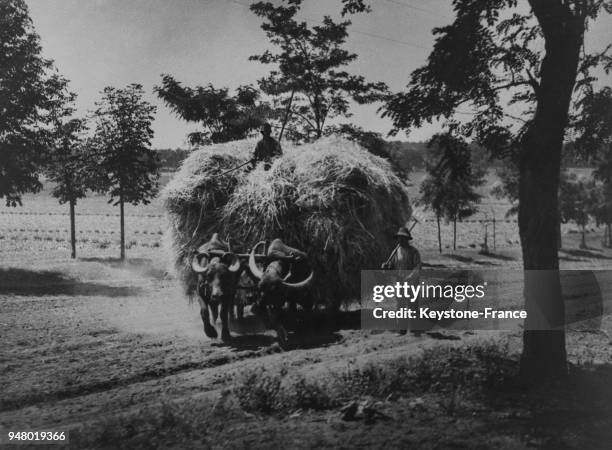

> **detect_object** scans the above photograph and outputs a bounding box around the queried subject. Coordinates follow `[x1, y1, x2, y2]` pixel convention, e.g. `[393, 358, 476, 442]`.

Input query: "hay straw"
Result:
[162, 137, 411, 304]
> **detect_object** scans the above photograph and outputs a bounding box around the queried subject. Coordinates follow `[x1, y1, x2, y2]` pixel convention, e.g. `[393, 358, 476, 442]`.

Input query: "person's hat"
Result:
[261, 123, 272, 133]
[395, 225, 412, 240]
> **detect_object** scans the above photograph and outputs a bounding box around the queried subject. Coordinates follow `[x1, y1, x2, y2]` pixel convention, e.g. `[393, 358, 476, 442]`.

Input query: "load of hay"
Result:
[162, 137, 411, 305]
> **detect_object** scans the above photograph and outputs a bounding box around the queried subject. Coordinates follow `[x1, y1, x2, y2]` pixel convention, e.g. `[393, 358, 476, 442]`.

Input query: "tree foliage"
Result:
[575, 87, 612, 176]
[45, 91, 89, 205]
[420, 133, 486, 251]
[249, 0, 388, 141]
[559, 172, 598, 247]
[0, 0, 69, 206]
[491, 163, 520, 217]
[155, 148, 191, 171]
[574, 87, 612, 246]
[90, 84, 159, 207]
[421, 134, 486, 218]
[382, 0, 611, 157]
[155, 75, 272, 145]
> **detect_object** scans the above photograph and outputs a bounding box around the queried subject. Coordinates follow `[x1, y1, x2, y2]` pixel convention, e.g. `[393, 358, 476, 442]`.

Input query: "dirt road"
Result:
[2, 246, 612, 447]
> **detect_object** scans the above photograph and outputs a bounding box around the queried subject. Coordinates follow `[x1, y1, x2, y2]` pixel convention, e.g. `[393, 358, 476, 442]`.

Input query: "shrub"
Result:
[232, 341, 518, 415]
[234, 367, 283, 413]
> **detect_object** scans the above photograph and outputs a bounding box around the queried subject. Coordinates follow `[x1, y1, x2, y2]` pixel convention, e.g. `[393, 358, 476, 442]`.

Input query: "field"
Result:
[2, 169, 612, 448]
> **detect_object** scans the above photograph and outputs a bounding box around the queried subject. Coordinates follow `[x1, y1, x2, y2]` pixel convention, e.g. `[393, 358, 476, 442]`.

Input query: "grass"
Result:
[68, 337, 612, 448]
[232, 340, 519, 416]
[69, 399, 217, 449]
[66, 340, 519, 448]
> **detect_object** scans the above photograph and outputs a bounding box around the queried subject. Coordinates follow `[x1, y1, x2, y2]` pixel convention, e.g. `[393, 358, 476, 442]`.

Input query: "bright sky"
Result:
[27, 0, 612, 148]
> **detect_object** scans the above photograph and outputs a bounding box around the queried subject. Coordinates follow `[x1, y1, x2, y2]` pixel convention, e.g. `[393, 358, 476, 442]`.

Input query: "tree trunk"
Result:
[580, 225, 586, 249]
[492, 215, 496, 251]
[119, 194, 125, 261]
[437, 213, 442, 254]
[519, 1, 585, 383]
[453, 218, 457, 251]
[69, 200, 76, 259]
[557, 219, 562, 250]
[606, 223, 611, 248]
[278, 89, 295, 143]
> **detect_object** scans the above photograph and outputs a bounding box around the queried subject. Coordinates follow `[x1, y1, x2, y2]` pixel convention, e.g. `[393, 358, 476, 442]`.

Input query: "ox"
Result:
[248, 239, 314, 343]
[191, 233, 241, 342]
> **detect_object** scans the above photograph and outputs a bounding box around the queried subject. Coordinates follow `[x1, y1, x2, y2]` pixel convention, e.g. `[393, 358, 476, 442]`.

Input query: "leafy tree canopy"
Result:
[421, 133, 486, 221]
[249, 0, 388, 141]
[574, 87, 612, 166]
[45, 89, 89, 205]
[90, 84, 159, 206]
[155, 75, 272, 145]
[0, 0, 70, 206]
[382, 0, 611, 157]
[559, 171, 597, 228]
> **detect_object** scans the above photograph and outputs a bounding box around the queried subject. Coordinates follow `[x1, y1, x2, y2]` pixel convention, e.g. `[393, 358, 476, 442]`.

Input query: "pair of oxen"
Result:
[191, 233, 314, 344]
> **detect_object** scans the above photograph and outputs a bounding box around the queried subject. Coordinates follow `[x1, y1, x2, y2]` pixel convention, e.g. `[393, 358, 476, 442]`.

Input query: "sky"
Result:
[27, 0, 612, 149]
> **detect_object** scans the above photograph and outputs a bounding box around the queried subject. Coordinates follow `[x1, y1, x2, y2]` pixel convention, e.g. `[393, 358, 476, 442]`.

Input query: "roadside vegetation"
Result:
[67, 336, 612, 449]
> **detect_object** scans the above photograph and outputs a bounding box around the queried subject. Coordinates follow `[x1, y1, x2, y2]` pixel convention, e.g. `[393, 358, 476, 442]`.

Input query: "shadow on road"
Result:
[446, 254, 498, 266]
[0, 268, 143, 297]
[479, 252, 515, 261]
[214, 309, 358, 351]
[561, 248, 612, 260]
[221, 334, 279, 351]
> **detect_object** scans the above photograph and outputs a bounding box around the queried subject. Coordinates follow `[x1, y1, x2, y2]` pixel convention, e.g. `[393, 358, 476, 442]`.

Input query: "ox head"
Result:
[192, 234, 241, 302]
[248, 239, 313, 303]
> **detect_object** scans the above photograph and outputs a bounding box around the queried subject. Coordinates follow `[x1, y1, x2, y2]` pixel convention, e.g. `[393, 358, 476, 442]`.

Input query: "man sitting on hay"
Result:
[251, 122, 282, 170]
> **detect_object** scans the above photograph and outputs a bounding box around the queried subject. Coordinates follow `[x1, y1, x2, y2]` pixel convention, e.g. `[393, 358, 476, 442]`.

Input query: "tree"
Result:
[432, 133, 485, 250]
[0, 0, 68, 206]
[249, 0, 388, 141]
[574, 87, 612, 247]
[45, 89, 90, 258]
[491, 163, 520, 218]
[90, 84, 159, 260]
[381, 0, 612, 381]
[419, 167, 446, 254]
[559, 172, 597, 248]
[155, 76, 272, 145]
[419, 133, 485, 252]
[590, 182, 612, 247]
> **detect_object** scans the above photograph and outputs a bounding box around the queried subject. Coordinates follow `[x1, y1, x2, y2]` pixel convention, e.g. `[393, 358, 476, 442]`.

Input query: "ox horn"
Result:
[227, 253, 241, 273]
[248, 241, 266, 280]
[191, 252, 209, 273]
[282, 270, 314, 290]
[283, 264, 293, 281]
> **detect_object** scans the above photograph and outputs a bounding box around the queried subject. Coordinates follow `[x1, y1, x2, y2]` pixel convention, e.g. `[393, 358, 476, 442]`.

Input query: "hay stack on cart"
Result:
[162, 137, 411, 305]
